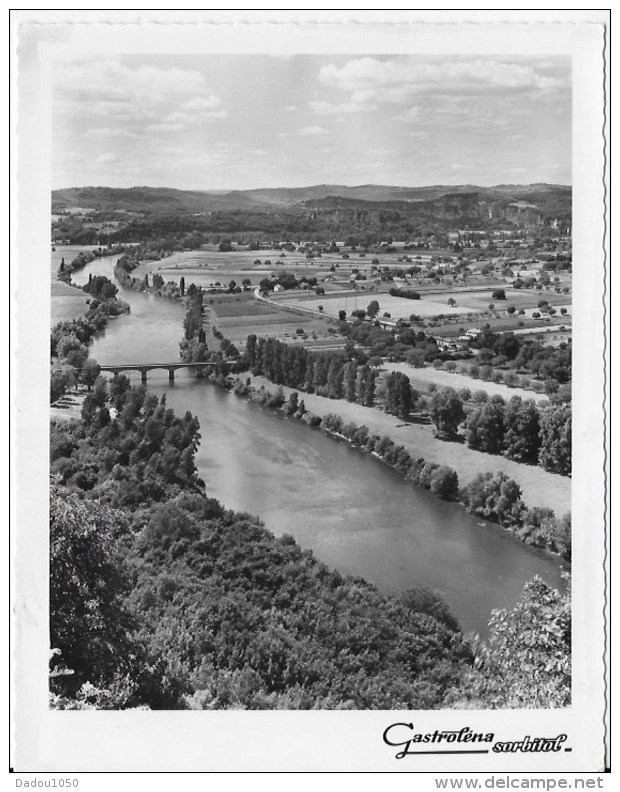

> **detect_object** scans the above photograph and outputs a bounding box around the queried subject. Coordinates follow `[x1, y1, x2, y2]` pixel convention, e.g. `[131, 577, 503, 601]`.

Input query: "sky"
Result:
[52, 54, 571, 191]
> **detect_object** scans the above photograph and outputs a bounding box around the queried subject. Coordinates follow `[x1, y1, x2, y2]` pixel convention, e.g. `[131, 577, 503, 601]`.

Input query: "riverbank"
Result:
[245, 373, 570, 516]
[49, 252, 570, 650]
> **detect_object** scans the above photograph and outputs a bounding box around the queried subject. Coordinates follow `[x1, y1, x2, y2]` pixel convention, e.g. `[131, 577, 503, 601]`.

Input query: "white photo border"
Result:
[11, 10, 610, 773]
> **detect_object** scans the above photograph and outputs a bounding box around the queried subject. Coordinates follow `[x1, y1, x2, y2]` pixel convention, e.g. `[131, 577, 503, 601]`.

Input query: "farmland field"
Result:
[205, 292, 337, 345]
[217, 316, 334, 344]
[450, 288, 571, 311]
[51, 280, 90, 322]
[273, 284, 572, 323]
[205, 295, 281, 317]
[274, 291, 475, 320]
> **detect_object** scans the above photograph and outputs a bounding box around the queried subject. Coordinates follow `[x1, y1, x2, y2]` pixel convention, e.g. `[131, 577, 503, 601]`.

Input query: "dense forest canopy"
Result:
[50, 380, 473, 709]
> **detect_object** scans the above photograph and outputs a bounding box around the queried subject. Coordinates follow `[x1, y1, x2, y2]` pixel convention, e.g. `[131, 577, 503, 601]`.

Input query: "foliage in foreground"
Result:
[445, 577, 571, 709]
[49, 382, 471, 709]
[49, 380, 570, 710]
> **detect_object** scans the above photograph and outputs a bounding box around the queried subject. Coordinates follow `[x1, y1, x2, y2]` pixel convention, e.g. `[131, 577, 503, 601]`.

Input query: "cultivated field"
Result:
[450, 288, 571, 312]
[144, 245, 572, 345]
[206, 295, 281, 317]
[273, 286, 571, 323]
[273, 292, 468, 320]
[208, 293, 337, 345]
[51, 280, 90, 323]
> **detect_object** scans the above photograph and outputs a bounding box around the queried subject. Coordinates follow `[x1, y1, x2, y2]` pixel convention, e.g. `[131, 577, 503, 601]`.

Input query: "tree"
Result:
[81, 358, 101, 390]
[267, 386, 286, 409]
[366, 300, 380, 319]
[356, 365, 376, 407]
[83, 275, 118, 301]
[447, 298, 456, 307]
[384, 371, 413, 421]
[50, 485, 139, 698]
[284, 391, 299, 415]
[428, 466, 459, 499]
[503, 397, 541, 464]
[179, 276, 185, 296]
[479, 364, 493, 382]
[57, 334, 88, 371]
[428, 388, 465, 438]
[465, 400, 505, 454]
[91, 376, 108, 407]
[492, 288, 506, 300]
[462, 471, 524, 526]
[405, 349, 426, 368]
[50, 363, 77, 403]
[109, 373, 132, 411]
[338, 310, 347, 321]
[544, 378, 560, 395]
[342, 361, 358, 402]
[539, 404, 571, 475]
[447, 577, 570, 708]
[218, 240, 233, 252]
[326, 359, 344, 399]
[504, 372, 518, 388]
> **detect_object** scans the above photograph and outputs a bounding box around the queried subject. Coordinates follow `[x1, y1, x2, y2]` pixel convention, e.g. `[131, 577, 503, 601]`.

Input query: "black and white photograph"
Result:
[11, 10, 610, 777]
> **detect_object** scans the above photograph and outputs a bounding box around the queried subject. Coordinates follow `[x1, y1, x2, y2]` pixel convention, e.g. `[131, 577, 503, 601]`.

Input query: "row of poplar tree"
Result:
[245, 335, 377, 407]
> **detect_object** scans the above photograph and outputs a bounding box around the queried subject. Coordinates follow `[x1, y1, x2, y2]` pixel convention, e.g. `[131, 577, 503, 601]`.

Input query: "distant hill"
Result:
[52, 184, 571, 242]
[53, 183, 571, 215]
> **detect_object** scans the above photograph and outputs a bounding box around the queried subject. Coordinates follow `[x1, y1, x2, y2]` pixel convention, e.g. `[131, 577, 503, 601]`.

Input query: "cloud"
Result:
[309, 100, 374, 115]
[203, 109, 229, 119]
[319, 56, 568, 104]
[96, 152, 118, 165]
[58, 151, 85, 163]
[84, 127, 141, 140]
[54, 59, 227, 126]
[144, 122, 185, 133]
[395, 106, 424, 122]
[297, 125, 327, 136]
[181, 95, 221, 111]
[285, 105, 298, 112]
[142, 106, 228, 134]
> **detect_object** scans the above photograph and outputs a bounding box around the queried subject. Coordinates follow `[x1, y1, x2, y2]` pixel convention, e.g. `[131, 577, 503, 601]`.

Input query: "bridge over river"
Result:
[99, 361, 224, 383]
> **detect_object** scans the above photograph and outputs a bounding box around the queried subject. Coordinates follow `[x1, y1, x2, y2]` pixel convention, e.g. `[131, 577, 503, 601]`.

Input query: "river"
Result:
[51, 246, 567, 636]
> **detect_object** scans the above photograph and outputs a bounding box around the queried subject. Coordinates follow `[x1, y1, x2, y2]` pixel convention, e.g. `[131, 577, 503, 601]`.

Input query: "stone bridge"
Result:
[99, 361, 225, 383]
